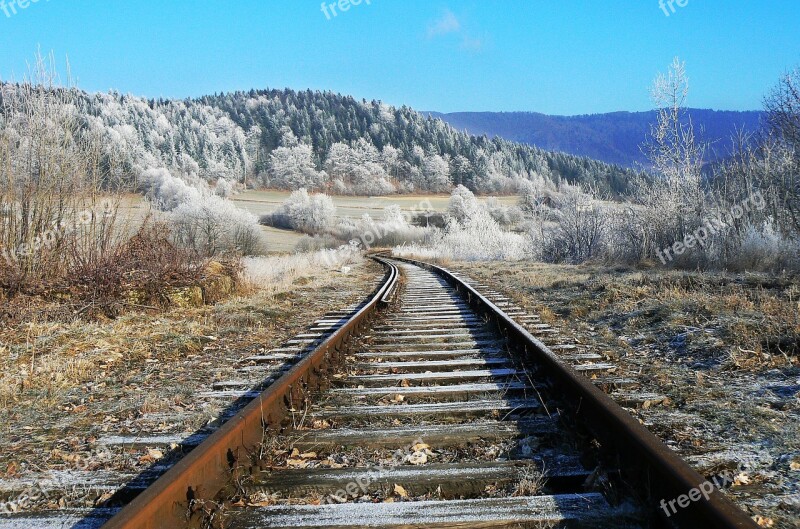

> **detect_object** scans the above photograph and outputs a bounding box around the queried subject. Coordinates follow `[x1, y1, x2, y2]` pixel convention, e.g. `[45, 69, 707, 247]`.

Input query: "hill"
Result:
[0, 83, 641, 197]
[426, 109, 764, 168]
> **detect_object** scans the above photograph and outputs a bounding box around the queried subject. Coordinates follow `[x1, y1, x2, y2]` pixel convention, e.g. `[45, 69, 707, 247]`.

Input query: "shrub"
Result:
[261, 189, 336, 235]
[170, 196, 267, 257]
[0, 56, 129, 295]
[702, 222, 799, 272]
[396, 209, 530, 262]
[541, 184, 610, 263]
[333, 206, 430, 249]
[485, 198, 524, 227]
[295, 234, 341, 252]
[32, 220, 203, 318]
[410, 211, 447, 229]
[142, 169, 267, 257]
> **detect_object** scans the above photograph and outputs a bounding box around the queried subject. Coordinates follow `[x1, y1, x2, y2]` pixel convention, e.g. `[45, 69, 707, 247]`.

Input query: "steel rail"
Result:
[392, 255, 759, 529]
[101, 257, 399, 529]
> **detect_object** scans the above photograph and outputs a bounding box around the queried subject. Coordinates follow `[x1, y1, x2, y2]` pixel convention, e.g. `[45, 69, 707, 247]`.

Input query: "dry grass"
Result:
[0, 256, 382, 510]
[453, 260, 800, 527]
[459, 262, 799, 368]
[241, 246, 364, 297]
[512, 463, 547, 496]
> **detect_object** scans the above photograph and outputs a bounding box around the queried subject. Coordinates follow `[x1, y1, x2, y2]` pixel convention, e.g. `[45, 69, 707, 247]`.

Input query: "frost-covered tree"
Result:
[265, 189, 336, 234]
[214, 177, 236, 198]
[322, 140, 394, 194]
[625, 58, 706, 261]
[142, 169, 266, 256]
[324, 143, 359, 182]
[381, 145, 402, 180]
[266, 143, 326, 191]
[422, 153, 451, 192]
[763, 69, 800, 235]
[447, 185, 480, 223]
[544, 184, 608, 263]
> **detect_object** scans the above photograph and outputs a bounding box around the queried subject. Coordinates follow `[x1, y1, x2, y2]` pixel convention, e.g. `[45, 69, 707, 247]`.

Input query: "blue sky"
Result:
[0, 1, 798, 115]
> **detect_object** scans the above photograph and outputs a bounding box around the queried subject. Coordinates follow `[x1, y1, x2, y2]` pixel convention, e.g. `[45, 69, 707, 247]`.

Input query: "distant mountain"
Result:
[426, 110, 765, 168]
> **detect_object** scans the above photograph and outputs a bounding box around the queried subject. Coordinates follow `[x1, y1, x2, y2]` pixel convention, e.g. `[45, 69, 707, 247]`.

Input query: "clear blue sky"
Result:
[1, 1, 798, 115]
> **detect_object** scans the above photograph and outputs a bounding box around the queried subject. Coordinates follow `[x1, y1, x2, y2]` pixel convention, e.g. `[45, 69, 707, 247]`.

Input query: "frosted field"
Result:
[231, 190, 521, 254]
[232, 190, 519, 220]
[117, 191, 521, 254]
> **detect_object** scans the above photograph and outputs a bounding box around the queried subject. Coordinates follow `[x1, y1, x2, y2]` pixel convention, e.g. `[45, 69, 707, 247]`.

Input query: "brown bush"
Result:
[64, 221, 202, 317]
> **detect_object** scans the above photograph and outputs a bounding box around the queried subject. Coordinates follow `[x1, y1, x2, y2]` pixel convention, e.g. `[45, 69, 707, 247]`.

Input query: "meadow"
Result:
[232, 190, 521, 253]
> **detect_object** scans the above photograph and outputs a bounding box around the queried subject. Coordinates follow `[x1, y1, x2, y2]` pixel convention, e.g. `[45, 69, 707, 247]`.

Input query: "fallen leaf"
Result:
[407, 451, 427, 465]
[754, 515, 774, 527]
[325, 458, 345, 469]
[286, 458, 308, 468]
[733, 473, 751, 486]
[393, 484, 408, 498]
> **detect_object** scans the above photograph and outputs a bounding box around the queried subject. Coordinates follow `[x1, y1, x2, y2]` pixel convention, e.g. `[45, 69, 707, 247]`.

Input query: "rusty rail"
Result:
[102, 257, 399, 529]
[392, 255, 759, 529]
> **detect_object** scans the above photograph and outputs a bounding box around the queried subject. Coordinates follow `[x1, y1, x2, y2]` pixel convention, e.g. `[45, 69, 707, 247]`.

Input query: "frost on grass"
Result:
[242, 244, 363, 295]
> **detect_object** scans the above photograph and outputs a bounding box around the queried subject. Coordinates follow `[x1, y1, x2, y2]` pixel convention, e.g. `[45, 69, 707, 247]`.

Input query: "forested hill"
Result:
[1, 83, 640, 196]
[197, 89, 640, 195]
[427, 109, 764, 168]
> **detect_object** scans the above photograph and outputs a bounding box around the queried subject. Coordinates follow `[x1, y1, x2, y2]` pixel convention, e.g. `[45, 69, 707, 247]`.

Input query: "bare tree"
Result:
[765, 69, 800, 155]
[0, 51, 125, 290]
[644, 57, 705, 186]
[624, 57, 707, 262]
[763, 70, 800, 235]
[545, 184, 608, 263]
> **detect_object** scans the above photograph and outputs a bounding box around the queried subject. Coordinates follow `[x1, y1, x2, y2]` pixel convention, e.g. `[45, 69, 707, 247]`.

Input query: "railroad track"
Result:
[2, 256, 760, 528]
